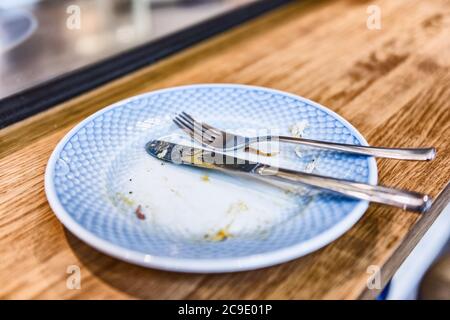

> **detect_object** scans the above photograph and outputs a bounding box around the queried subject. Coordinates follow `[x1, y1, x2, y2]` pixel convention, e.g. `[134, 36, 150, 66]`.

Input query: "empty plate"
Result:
[45, 84, 377, 272]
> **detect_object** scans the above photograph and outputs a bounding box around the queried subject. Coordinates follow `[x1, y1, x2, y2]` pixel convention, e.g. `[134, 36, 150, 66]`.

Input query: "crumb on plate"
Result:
[204, 228, 231, 242]
[305, 158, 319, 173]
[115, 192, 134, 206]
[290, 120, 309, 138]
[135, 205, 146, 220]
[227, 200, 248, 215]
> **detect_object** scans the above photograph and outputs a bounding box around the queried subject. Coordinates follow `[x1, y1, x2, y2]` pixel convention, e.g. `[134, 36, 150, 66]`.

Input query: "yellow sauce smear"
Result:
[245, 145, 279, 157]
[115, 192, 134, 206]
[210, 228, 231, 242]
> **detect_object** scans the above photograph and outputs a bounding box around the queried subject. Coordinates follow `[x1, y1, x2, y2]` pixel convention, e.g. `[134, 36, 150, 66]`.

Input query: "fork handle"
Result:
[255, 136, 436, 161]
[256, 166, 432, 213]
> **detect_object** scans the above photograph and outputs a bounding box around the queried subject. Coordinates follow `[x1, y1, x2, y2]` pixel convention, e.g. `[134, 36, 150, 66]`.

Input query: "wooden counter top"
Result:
[0, 0, 449, 299]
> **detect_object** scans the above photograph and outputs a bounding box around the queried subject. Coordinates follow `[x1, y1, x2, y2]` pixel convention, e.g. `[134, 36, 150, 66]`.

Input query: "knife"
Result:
[146, 140, 432, 213]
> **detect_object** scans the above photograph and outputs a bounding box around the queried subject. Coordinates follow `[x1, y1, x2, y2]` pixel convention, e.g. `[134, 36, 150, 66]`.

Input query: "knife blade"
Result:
[145, 140, 432, 213]
[146, 139, 264, 173]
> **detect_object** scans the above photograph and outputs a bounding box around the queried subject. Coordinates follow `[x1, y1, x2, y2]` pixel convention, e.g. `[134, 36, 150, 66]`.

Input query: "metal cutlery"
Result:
[146, 140, 432, 213]
[173, 112, 436, 161]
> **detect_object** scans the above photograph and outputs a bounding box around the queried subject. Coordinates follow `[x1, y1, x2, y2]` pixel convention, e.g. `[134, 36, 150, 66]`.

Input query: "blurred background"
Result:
[384, 206, 449, 300]
[0, 0, 257, 99]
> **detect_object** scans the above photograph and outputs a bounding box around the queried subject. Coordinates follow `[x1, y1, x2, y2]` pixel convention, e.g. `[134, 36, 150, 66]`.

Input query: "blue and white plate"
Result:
[45, 84, 377, 273]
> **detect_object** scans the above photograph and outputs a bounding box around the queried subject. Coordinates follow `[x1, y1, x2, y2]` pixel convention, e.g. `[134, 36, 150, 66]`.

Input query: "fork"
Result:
[173, 112, 436, 161]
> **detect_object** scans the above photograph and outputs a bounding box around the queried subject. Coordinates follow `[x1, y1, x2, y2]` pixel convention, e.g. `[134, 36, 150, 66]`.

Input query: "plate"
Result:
[45, 84, 377, 272]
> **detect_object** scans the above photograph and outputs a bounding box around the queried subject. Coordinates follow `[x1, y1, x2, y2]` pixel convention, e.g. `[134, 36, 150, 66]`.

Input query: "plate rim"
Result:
[45, 83, 378, 273]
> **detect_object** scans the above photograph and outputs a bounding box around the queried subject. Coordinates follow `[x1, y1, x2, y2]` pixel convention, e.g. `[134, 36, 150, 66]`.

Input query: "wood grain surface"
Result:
[0, 0, 449, 299]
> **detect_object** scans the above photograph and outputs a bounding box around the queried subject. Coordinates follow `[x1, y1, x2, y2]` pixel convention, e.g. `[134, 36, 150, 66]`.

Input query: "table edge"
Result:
[358, 182, 450, 299]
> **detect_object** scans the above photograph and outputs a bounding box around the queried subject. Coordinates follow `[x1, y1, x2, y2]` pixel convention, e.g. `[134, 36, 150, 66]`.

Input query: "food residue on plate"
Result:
[202, 201, 248, 242]
[112, 191, 148, 221]
[135, 205, 146, 220]
[114, 192, 135, 206]
[108, 143, 301, 242]
[305, 158, 319, 173]
[204, 228, 231, 242]
[289, 121, 320, 172]
[227, 200, 248, 215]
[294, 148, 304, 159]
[290, 120, 309, 158]
[290, 120, 309, 138]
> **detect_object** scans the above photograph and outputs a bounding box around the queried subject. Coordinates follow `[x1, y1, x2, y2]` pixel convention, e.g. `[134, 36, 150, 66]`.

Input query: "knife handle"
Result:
[255, 166, 432, 213]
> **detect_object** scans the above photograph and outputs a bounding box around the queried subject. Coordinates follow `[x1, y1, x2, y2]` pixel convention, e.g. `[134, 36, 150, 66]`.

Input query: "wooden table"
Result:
[1, 0, 449, 299]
